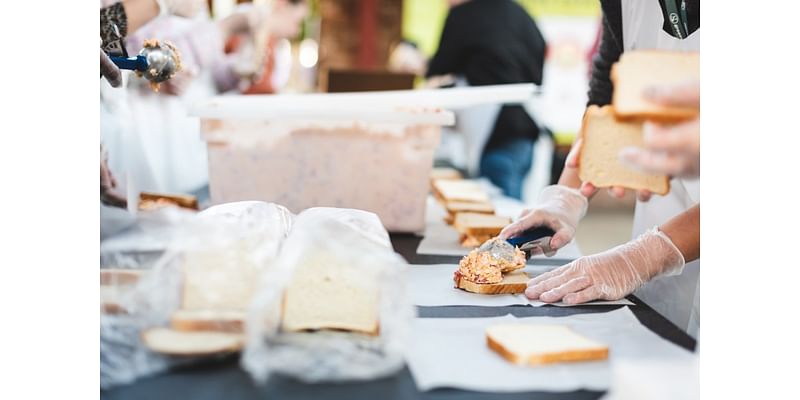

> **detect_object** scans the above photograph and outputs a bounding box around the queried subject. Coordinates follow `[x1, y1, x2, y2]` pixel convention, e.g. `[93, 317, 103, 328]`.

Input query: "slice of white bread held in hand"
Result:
[170, 309, 247, 334]
[611, 50, 699, 120]
[487, 324, 609, 365]
[142, 328, 244, 356]
[579, 106, 670, 195]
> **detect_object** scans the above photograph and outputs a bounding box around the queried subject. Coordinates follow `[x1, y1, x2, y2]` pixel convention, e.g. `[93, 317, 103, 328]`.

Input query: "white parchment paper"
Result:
[406, 307, 695, 392]
[408, 264, 634, 307]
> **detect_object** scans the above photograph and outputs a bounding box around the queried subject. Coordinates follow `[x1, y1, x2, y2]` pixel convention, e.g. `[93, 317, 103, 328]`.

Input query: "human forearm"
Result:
[659, 203, 700, 263]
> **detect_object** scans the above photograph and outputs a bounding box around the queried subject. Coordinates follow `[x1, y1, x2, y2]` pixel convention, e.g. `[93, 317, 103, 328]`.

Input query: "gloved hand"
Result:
[498, 185, 588, 256]
[101, 48, 122, 88]
[619, 81, 700, 178]
[159, 0, 206, 18]
[525, 227, 685, 304]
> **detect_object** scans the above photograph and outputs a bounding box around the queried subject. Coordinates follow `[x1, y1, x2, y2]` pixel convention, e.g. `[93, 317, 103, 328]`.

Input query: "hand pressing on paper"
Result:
[524, 227, 685, 304]
[497, 185, 588, 257]
[101, 146, 127, 208]
[619, 81, 700, 178]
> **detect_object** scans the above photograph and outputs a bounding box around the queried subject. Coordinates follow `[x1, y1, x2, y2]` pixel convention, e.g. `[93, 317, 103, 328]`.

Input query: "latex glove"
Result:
[100, 145, 127, 208]
[567, 136, 654, 202]
[498, 185, 588, 256]
[159, 0, 205, 18]
[100, 48, 122, 88]
[525, 227, 685, 304]
[619, 81, 700, 178]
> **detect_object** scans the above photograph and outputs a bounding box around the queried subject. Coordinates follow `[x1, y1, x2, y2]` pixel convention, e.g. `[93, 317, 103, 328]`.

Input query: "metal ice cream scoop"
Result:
[110, 41, 179, 84]
[478, 226, 556, 260]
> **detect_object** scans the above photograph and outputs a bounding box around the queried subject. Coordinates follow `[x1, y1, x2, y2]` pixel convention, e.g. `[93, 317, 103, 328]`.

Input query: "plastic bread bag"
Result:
[100, 206, 198, 270]
[242, 207, 415, 383]
[100, 201, 294, 389]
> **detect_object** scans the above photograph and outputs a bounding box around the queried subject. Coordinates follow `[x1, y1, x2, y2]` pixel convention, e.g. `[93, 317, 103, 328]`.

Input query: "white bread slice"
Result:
[281, 255, 380, 335]
[430, 167, 463, 181]
[578, 106, 670, 195]
[453, 212, 511, 236]
[486, 324, 609, 365]
[170, 309, 246, 333]
[455, 270, 529, 294]
[611, 50, 699, 120]
[445, 200, 495, 214]
[180, 247, 263, 311]
[100, 269, 143, 315]
[432, 180, 490, 204]
[100, 269, 143, 286]
[142, 327, 244, 356]
[443, 201, 495, 225]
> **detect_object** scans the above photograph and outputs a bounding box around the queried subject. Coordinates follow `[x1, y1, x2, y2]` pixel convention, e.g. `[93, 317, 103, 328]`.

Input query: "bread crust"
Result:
[487, 334, 609, 365]
[170, 311, 246, 334]
[610, 50, 699, 122]
[454, 271, 529, 294]
[141, 328, 244, 356]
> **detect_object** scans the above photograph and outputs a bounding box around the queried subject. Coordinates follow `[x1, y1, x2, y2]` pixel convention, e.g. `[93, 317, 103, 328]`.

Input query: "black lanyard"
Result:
[665, 0, 690, 39]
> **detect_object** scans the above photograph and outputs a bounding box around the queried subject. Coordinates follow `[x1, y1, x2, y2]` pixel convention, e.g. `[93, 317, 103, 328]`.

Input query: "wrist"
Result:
[633, 227, 686, 279]
[539, 185, 589, 221]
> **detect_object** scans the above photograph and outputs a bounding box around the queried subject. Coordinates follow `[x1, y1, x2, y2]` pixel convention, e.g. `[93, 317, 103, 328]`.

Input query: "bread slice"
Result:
[281, 255, 380, 335]
[455, 270, 529, 294]
[100, 269, 143, 286]
[578, 106, 670, 195]
[430, 167, 463, 181]
[611, 50, 699, 120]
[453, 212, 511, 236]
[443, 200, 495, 225]
[180, 249, 263, 311]
[139, 191, 199, 211]
[432, 180, 490, 204]
[100, 269, 144, 315]
[486, 324, 609, 365]
[142, 328, 244, 356]
[170, 309, 246, 333]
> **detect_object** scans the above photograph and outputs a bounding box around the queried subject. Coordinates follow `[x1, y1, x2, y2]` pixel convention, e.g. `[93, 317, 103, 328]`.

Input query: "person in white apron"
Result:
[499, 0, 700, 338]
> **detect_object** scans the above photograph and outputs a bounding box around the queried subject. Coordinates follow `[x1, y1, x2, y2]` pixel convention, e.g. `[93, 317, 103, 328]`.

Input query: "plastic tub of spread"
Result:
[190, 86, 535, 232]
[189, 94, 453, 232]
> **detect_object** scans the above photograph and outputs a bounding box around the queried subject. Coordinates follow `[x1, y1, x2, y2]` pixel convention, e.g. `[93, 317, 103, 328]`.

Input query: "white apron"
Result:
[621, 0, 700, 338]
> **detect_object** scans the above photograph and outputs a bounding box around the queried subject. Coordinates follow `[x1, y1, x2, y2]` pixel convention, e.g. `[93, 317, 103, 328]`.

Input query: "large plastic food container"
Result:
[190, 96, 452, 232]
[190, 86, 534, 232]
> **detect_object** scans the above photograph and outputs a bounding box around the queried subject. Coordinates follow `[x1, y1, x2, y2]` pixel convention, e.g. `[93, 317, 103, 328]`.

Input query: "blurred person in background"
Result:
[500, 0, 701, 339]
[100, 0, 204, 208]
[225, 0, 309, 94]
[425, 0, 547, 200]
[101, 1, 275, 201]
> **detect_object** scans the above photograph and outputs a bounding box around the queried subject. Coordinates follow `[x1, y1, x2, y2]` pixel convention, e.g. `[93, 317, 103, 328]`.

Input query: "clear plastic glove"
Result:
[159, 0, 205, 18]
[101, 48, 122, 88]
[497, 185, 588, 256]
[619, 81, 700, 178]
[525, 227, 685, 304]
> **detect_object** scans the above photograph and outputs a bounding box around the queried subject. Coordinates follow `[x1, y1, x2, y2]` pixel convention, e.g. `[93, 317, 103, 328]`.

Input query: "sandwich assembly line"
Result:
[100, 1, 701, 399]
